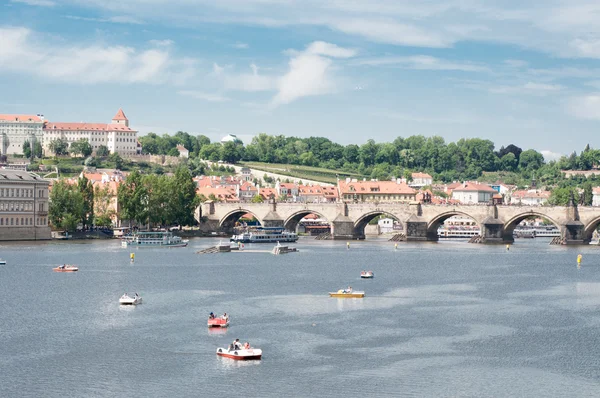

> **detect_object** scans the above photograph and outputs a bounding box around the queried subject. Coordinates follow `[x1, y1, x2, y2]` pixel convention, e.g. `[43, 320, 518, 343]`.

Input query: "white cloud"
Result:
[490, 82, 563, 94]
[216, 63, 276, 92]
[149, 39, 174, 47]
[504, 59, 528, 68]
[178, 90, 230, 102]
[305, 41, 357, 58]
[11, 0, 55, 6]
[540, 150, 564, 162]
[566, 94, 600, 120]
[355, 55, 488, 72]
[232, 42, 249, 49]
[0, 26, 193, 84]
[271, 54, 333, 107]
[570, 38, 600, 59]
[64, 14, 143, 24]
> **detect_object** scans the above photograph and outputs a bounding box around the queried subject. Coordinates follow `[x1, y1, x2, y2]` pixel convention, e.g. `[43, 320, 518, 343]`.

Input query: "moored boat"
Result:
[119, 293, 142, 305]
[0, 259, 6, 265]
[121, 231, 188, 248]
[216, 345, 262, 360]
[272, 242, 298, 255]
[360, 270, 374, 279]
[53, 264, 79, 272]
[231, 227, 298, 244]
[329, 289, 365, 298]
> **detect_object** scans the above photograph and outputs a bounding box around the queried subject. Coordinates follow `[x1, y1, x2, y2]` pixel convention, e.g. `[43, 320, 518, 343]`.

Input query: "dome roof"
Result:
[221, 134, 242, 144]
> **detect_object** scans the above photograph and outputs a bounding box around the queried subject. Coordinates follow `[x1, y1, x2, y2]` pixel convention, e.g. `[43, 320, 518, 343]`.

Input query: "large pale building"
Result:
[43, 109, 139, 156]
[0, 169, 51, 241]
[0, 114, 44, 155]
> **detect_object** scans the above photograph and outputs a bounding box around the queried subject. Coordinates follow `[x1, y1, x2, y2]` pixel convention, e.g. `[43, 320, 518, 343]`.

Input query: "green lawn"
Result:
[241, 162, 365, 184]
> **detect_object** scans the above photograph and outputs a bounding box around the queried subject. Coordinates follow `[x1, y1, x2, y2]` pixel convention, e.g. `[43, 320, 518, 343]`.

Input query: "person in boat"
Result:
[233, 338, 242, 350]
[222, 312, 228, 320]
[243, 342, 250, 349]
[209, 312, 215, 319]
[344, 286, 353, 293]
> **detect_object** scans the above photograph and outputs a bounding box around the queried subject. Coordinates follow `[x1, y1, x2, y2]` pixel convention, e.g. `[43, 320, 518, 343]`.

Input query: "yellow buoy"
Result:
[577, 254, 582, 264]
[395, 243, 398, 250]
[347, 242, 350, 249]
[506, 244, 510, 251]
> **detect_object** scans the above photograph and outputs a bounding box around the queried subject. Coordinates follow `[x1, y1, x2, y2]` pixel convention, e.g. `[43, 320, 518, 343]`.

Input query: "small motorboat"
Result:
[208, 313, 230, 328]
[0, 259, 6, 265]
[360, 270, 374, 279]
[119, 293, 142, 305]
[53, 264, 79, 272]
[216, 345, 262, 360]
[272, 242, 298, 255]
[329, 289, 365, 298]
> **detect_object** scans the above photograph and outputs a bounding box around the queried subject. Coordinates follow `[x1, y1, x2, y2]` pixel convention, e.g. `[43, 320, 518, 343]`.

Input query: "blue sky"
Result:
[3, 0, 600, 159]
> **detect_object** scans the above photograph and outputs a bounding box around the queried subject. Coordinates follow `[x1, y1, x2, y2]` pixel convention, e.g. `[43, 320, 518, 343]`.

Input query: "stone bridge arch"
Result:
[426, 210, 482, 241]
[219, 209, 263, 233]
[353, 211, 401, 239]
[583, 216, 600, 243]
[284, 210, 329, 232]
[502, 211, 562, 243]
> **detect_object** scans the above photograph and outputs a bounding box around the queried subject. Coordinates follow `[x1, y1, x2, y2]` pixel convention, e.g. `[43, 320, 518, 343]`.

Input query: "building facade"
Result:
[338, 179, 417, 203]
[0, 114, 44, 155]
[42, 109, 139, 156]
[451, 182, 497, 204]
[0, 170, 51, 240]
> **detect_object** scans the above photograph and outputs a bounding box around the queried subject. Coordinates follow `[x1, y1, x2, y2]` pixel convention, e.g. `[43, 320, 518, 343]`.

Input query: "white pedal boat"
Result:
[216, 346, 262, 360]
[360, 271, 374, 279]
[119, 293, 142, 305]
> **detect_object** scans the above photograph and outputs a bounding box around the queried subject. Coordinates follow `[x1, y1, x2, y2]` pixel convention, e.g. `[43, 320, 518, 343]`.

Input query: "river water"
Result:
[2, 237, 600, 397]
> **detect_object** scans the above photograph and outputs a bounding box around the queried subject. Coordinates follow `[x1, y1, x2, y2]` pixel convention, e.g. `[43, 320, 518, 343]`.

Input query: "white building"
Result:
[593, 187, 600, 207]
[0, 169, 51, 240]
[221, 134, 243, 144]
[43, 109, 138, 156]
[176, 144, 189, 158]
[378, 218, 396, 233]
[510, 190, 551, 206]
[451, 182, 497, 204]
[0, 114, 44, 155]
[410, 172, 433, 188]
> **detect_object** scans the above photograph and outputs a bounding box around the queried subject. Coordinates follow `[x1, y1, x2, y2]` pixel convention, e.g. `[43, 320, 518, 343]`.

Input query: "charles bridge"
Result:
[199, 198, 600, 244]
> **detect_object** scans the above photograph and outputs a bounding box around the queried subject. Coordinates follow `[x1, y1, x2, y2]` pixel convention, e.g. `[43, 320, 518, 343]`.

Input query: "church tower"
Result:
[112, 108, 129, 127]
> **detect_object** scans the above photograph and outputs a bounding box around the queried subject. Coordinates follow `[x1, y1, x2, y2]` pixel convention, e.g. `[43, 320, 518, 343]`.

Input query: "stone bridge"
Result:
[199, 199, 600, 244]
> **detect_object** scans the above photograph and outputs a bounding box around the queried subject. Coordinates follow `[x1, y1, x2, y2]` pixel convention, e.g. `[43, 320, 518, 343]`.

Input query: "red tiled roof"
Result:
[259, 188, 277, 199]
[593, 187, 600, 194]
[512, 190, 550, 199]
[196, 186, 239, 202]
[43, 122, 136, 132]
[0, 114, 42, 122]
[412, 172, 432, 179]
[113, 108, 128, 121]
[338, 180, 416, 195]
[452, 182, 496, 193]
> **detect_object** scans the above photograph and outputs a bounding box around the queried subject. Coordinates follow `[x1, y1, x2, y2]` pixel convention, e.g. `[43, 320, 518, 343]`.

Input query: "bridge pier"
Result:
[332, 213, 358, 240]
[406, 215, 429, 242]
[563, 221, 585, 245]
[481, 217, 506, 244]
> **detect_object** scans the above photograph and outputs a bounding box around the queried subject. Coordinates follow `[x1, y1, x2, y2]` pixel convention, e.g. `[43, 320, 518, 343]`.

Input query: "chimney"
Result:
[346, 177, 350, 183]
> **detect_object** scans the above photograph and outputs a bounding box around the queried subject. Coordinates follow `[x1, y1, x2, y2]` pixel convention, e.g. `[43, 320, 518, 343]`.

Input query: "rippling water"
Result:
[2, 237, 600, 397]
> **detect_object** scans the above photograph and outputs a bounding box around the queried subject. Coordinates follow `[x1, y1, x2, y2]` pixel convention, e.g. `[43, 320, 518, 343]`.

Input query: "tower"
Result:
[112, 108, 129, 127]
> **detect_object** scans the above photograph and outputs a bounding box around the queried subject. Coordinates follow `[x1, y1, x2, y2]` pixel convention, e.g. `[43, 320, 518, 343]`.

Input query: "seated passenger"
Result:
[222, 312, 228, 320]
[209, 312, 215, 319]
[243, 342, 250, 349]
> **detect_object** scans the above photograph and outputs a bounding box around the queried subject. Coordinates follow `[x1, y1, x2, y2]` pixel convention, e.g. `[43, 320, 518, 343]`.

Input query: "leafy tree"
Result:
[167, 147, 180, 157]
[22, 140, 32, 159]
[220, 141, 244, 163]
[583, 182, 593, 206]
[70, 139, 93, 157]
[33, 141, 43, 158]
[49, 138, 68, 156]
[108, 153, 123, 169]
[548, 187, 579, 206]
[117, 170, 148, 227]
[519, 149, 544, 171]
[49, 180, 84, 231]
[96, 145, 109, 157]
[78, 175, 94, 228]
[166, 166, 200, 226]
[94, 184, 115, 228]
[251, 194, 264, 203]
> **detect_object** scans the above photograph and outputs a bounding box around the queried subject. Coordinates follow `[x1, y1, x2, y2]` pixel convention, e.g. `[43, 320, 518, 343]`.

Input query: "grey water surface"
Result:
[1, 238, 600, 397]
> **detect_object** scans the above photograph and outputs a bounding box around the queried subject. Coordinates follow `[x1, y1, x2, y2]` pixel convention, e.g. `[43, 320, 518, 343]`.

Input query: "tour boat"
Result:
[121, 231, 188, 248]
[208, 315, 230, 328]
[53, 265, 79, 272]
[360, 271, 374, 279]
[119, 293, 142, 305]
[329, 289, 365, 298]
[231, 227, 298, 244]
[216, 346, 262, 360]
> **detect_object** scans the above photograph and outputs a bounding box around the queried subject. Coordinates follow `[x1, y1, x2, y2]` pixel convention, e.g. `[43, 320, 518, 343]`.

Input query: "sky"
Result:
[3, 1, 600, 160]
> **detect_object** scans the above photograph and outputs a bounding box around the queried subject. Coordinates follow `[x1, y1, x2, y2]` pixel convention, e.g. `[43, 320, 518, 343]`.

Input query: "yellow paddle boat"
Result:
[329, 288, 365, 298]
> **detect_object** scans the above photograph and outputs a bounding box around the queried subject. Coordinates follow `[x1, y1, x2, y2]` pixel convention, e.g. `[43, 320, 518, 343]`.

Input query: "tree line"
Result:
[49, 167, 199, 231]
